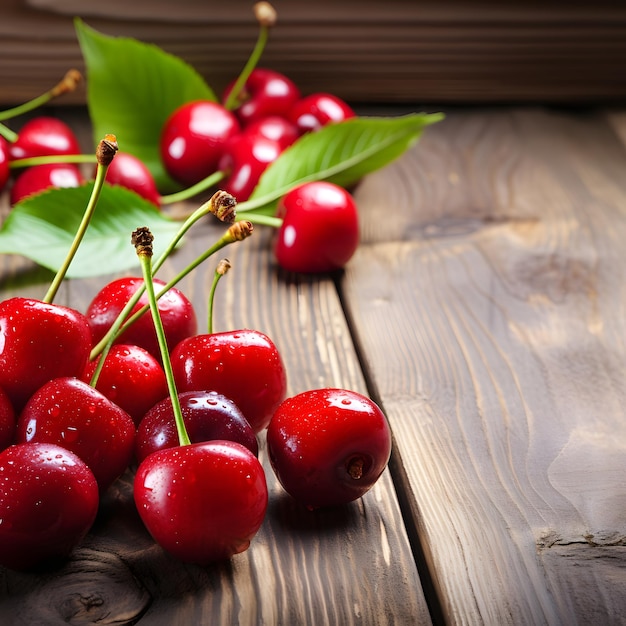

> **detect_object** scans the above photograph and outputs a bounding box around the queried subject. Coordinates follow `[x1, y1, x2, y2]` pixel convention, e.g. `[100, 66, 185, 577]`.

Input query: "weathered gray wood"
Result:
[1, 0, 626, 106]
[344, 108, 626, 624]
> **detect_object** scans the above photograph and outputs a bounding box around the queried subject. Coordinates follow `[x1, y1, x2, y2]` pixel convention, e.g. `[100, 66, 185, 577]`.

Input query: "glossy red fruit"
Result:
[0, 298, 92, 412]
[223, 68, 300, 126]
[274, 181, 359, 273]
[9, 116, 81, 161]
[104, 151, 161, 207]
[81, 344, 168, 427]
[86, 277, 197, 362]
[0, 137, 10, 192]
[0, 386, 16, 451]
[160, 100, 240, 186]
[134, 440, 268, 564]
[243, 115, 299, 150]
[10, 162, 84, 205]
[0, 442, 99, 571]
[218, 133, 281, 201]
[288, 93, 355, 134]
[17, 377, 136, 491]
[135, 390, 258, 463]
[267, 388, 392, 509]
[171, 329, 287, 433]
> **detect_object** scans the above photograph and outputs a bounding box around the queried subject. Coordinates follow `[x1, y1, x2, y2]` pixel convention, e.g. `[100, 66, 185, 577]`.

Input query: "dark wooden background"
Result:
[1, 0, 626, 107]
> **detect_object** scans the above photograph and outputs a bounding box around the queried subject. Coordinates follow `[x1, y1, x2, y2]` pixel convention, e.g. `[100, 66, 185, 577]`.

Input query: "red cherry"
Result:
[288, 93, 355, 134]
[134, 440, 268, 564]
[10, 162, 84, 205]
[223, 68, 300, 126]
[81, 344, 168, 427]
[218, 133, 282, 201]
[86, 277, 197, 362]
[267, 388, 392, 509]
[243, 115, 299, 150]
[170, 329, 287, 433]
[16, 377, 136, 492]
[160, 100, 240, 186]
[0, 297, 92, 412]
[103, 151, 161, 207]
[0, 386, 16, 451]
[0, 442, 99, 571]
[273, 181, 359, 273]
[0, 137, 10, 192]
[9, 116, 81, 161]
[135, 390, 258, 463]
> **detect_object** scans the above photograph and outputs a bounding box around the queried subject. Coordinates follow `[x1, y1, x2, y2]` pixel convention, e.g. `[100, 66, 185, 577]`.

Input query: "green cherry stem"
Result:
[223, 1, 277, 111]
[159, 170, 226, 205]
[133, 227, 191, 447]
[0, 69, 82, 123]
[89, 218, 254, 360]
[88, 272, 147, 387]
[0, 122, 18, 144]
[235, 211, 282, 228]
[43, 134, 118, 304]
[207, 258, 231, 334]
[9, 154, 96, 169]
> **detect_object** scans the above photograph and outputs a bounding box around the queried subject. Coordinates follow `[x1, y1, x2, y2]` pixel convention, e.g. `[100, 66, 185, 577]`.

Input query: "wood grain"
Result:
[343, 108, 626, 624]
[1, 0, 626, 106]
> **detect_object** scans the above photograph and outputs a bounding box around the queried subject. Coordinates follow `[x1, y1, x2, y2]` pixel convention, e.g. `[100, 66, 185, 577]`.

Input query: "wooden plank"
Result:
[343, 108, 626, 623]
[0, 137, 431, 622]
[1, 0, 626, 106]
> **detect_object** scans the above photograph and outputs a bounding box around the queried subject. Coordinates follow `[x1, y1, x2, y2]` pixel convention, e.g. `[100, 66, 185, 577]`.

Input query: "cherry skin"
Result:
[81, 344, 168, 427]
[0, 441, 99, 571]
[9, 116, 81, 161]
[135, 390, 258, 463]
[273, 181, 359, 273]
[10, 162, 84, 205]
[0, 386, 16, 451]
[103, 151, 161, 207]
[242, 115, 299, 150]
[170, 329, 287, 433]
[223, 68, 301, 127]
[218, 133, 282, 201]
[0, 297, 92, 412]
[267, 388, 392, 509]
[86, 276, 197, 362]
[160, 100, 240, 186]
[288, 92, 356, 134]
[0, 137, 9, 192]
[16, 377, 136, 492]
[134, 440, 268, 564]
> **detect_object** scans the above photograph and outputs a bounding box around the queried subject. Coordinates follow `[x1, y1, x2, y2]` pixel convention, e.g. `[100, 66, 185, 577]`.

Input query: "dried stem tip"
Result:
[97, 134, 118, 167]
[216, 258, 232, 276]
[209, 190, 237, 223]
[254, 1, 277, 27]
[227, 220, 254, 242]
[132, 226, 154, 258]
[51, 69, 82, 97]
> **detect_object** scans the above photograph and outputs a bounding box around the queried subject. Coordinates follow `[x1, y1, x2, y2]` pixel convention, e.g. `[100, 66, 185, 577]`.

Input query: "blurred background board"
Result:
[1, 0, 626, 106]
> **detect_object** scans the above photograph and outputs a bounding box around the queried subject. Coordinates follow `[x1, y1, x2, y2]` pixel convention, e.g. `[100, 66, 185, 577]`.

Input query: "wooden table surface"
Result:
[1, 104, 625, 625]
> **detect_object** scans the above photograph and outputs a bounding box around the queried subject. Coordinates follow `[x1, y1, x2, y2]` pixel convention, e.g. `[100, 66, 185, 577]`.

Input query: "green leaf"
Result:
[0, 184, 181, 278]
[75, 18, 216, 193]
[242, 112, 444, 215]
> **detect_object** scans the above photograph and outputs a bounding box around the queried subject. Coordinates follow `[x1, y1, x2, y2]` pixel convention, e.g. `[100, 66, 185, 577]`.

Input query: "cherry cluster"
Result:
[0, 224, 391, 571]
[0, 2, 391, 571]
[0, 75, 360, 274]
[0, 113, 161, 208]
[0, 1, 364, 275]
[161, 68, 355, 202]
